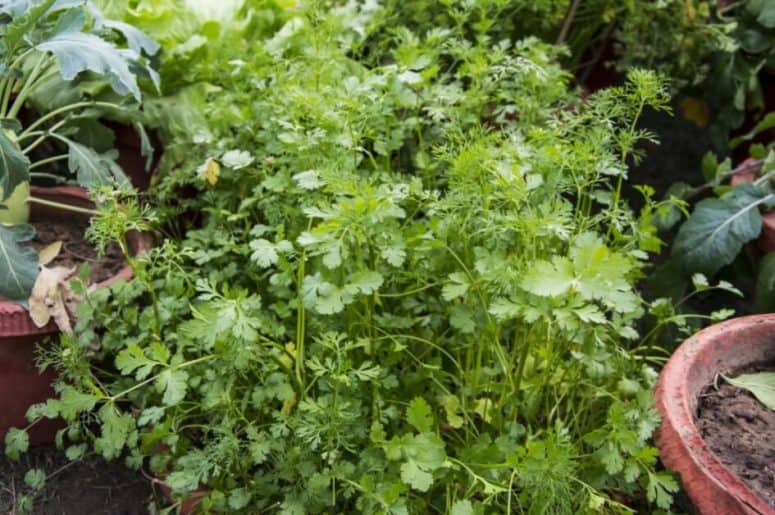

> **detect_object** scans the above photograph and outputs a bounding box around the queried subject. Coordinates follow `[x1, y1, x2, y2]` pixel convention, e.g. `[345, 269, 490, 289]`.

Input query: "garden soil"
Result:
[695, 363, 775, 509]
[26, 219, 125, 284]
[0, 446, 154, 514]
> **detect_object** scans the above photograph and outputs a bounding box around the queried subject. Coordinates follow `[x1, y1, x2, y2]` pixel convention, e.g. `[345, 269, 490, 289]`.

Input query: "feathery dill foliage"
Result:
[20, 2, 679, 513]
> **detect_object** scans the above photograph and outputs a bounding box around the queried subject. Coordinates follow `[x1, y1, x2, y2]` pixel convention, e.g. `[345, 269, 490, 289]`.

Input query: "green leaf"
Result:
[4, 427, 29, 461]
[65, 443, 87, 461]
[726, 372, 775, 410]
[755, 253, 775, 312]
[451, 500, 474, 515]
[748, 0, 775, 28]
[672, 186, 771, 276]
[521, 257, 574, 297]
[442, 272, 469, 301]
[36, 29, 143, 100]
[58, 386, 99, 420]
[228, 488, 252, 510]
[158, 369, 189, 406]
[23, 468, 46, 490]
[65, 140, 128, 188]
[406, 397, 433, 433]
[116, 343, 156, 380]
[647, 471, 678, 510]
[101, 19, 160, 55]
[347, 270, 384, 294]
[449, 304, 475, 333]
[250, 239, 279, 268]
[0, 129, 29, 202]
[94, 404, 133, 460]
[0, 224, 39, 303]
[399, 460, 433, 492]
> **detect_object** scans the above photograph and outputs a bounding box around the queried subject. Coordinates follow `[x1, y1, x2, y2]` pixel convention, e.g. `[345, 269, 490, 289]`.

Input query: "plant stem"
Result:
[30, 154, 68, 170]
[556, 0, 582, 45]
[21, 101, 120, 138]
[27, 196, 99, 216]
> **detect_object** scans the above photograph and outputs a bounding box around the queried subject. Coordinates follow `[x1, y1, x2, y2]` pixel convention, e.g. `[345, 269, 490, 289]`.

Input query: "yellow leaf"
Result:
[197, 157, 221, 186]
[38, 241, 62, 266]
[679, 96, 709, 128]
[28, 266, 76, 333]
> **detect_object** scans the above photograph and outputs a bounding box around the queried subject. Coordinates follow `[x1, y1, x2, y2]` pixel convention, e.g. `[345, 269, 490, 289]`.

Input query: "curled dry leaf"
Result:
[28, 265, 78, 334]
[37, 240, 63, 266]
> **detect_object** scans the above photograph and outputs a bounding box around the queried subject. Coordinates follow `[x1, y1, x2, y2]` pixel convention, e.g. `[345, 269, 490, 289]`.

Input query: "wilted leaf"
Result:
[37, 240, 62, 266]
[28, 265, 76, 332]
[726, 372, 775, 410]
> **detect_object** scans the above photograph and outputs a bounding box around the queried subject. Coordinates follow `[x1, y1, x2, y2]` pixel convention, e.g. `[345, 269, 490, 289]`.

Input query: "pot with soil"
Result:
[654, 314, 775, 515]
[0, 186, 151, 444]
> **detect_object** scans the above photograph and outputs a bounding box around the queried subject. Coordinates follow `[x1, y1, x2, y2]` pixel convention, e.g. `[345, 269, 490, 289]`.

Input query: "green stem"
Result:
[109, 355, 216, 402]
[27, 196, 99, 216]
[21, 101, 120, 138]
[30, 154, 68, 170]
[7, 54, 49, 119]
[22, 121, 67, 154]
[30, 172, 67, 182]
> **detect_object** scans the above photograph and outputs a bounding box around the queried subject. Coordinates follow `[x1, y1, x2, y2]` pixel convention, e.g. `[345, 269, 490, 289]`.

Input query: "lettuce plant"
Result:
[0, 0, 157, 304]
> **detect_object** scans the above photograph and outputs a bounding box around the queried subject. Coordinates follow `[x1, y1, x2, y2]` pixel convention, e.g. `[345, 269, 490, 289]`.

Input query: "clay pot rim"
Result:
[655, 314, 775, 514]
[0, 185, 152, 336]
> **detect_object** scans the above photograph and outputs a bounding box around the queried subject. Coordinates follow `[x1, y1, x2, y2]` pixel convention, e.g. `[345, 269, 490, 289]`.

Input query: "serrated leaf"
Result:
[58, 387, 99, 419]
[4, 427, 29, 460]
[65, 443, 87, 461]
[24, 468, 46, 489]
[449, 304, 475, 333]
[647, 471, 678, 509]
[441, 272, 469, 301]
[521, 257, 574, 297]
[0, 128, 30, 202]
[221, 149, 254, 170]
[101, 19, 160, 55]
[228, 488, 252, 510]
[450, 500, 474, 515]
[726, 372, 775, 410]
[400, 460, 433, 492]
[116, 343, 155, 380]
[348, 270, 383, 294]
[94, 404, 133, 460]
[66, 140, 128, 188]
[158, 369, 189, 406]
[0, 224, 39, 303]
[36, 29, 143, 100]
[250, 239, 279, 268]
[406, 397, 433, 433]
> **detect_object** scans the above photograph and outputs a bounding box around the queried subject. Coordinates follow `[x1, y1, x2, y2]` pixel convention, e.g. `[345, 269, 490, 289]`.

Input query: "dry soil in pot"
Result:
[695, 361, 775, 509]
[23, 219, 125, 284]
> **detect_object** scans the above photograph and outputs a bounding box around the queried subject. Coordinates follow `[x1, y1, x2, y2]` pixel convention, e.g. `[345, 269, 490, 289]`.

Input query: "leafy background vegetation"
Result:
[3, 0, 774, 513]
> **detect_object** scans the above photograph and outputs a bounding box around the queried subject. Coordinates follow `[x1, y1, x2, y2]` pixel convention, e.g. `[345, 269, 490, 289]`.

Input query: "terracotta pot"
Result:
[729, 158, 775, 255]
[0, 186, 152, 444]
[654, 314, 775, 515]
[155, 480, 208, 515]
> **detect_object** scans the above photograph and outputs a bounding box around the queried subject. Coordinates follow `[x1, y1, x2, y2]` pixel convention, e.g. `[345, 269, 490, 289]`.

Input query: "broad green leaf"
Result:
[0, 129, 30, 202]
[451, 500, 474, 515]
[36, 29, 143, 100]
[4, 427, 29, 460]
[521, 257, 574, 297]
[116, 343, 156, 380]
[24, 469, 46, 490]
[250, 238, 279, 268]
[441, 272, 469, 301]
[400, 460, 433, 492]
[406, 397, 433, 433]
[94, 404, 133, 460]
[228, 488, 252, 510]
[65, 140, 129, 188]
[755, 253, 775, 312]
[748, 0, 775, 28]
[58, 386, 99, 420]
[672, 186, 771, 276]
[0, 224, 39, 303]
[449, 304, 475, 333]
[101, 19, 160, 55]
[726, 372, 775, 410]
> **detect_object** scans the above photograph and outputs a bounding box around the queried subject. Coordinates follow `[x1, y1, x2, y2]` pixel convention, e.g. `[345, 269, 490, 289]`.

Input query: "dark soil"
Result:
[695, 362, 775, 508]
[0, 446, 154, 514]
[24, 220, 125, 284]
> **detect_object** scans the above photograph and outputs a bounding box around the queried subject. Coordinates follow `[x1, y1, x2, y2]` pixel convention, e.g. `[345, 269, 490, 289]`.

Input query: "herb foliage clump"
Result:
[15, 3, 680, 513]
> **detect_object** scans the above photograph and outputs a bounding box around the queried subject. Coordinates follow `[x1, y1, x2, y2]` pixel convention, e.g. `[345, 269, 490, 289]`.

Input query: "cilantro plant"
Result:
[11, 2, 683, 513]
[0, 0, 158, 305]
